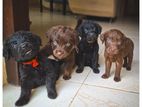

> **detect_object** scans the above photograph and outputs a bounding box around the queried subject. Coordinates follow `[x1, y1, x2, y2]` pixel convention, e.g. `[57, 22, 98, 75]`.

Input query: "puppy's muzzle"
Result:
[55, 50, 64, 56]
[19, 42, 33, 56]
[87, 35, 97, 43]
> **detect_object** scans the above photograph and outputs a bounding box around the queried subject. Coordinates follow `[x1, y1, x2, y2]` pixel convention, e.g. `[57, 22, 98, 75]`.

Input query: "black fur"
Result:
[3, 31, 61, 106]
[75, 19, 102, 73]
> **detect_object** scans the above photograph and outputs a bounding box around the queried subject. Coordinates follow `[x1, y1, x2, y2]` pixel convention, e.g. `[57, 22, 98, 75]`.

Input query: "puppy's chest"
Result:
[80, 44, 95, 53]
[19, 64, 46, 80]
[108, 56, 117, 62]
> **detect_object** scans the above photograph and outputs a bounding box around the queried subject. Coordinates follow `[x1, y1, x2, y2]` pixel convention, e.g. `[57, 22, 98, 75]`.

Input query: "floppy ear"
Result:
[45, 27, 56, 43]
[33, 34, 42, 46]
[100, 33, 106, 44]
[73, 31, 79, 53]
[75, 23, 83, 38]
[75, 18, 83, 30]
[3, 39, 11, 60]
[96, 23, 102, 34]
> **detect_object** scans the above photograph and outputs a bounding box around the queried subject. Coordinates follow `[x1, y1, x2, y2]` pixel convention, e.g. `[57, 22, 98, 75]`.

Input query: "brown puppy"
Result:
[46, 25, 78, 80]
[100, 29, 134, 82]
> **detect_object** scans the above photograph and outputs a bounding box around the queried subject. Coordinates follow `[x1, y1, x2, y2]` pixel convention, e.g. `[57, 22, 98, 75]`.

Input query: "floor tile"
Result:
[70, 84, 139, 107]
[3, 85, 20, 107]
[3, 81, 82, 107]
[84, 58, 139, 93]
[59, 67, 91, 84]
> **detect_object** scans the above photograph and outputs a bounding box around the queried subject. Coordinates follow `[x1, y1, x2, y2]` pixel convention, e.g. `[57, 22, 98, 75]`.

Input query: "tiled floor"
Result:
[3, 7, 139, 107]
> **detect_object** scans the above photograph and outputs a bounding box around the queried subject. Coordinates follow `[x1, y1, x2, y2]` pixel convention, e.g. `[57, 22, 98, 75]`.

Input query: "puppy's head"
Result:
[3, 31, 41, 62]
[76, 19, 102, 43]
[100, 29, 126, 55]
[46, 25, 78, 60]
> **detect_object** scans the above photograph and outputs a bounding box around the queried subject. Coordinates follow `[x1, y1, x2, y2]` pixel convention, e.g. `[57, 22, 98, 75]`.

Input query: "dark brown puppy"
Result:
[100, 29, 134, 82]
[46, 25, 78, 80]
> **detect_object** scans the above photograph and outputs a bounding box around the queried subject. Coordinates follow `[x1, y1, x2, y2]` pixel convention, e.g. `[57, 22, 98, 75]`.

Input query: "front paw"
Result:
[48, 91, 57, 99]
[97, 64, 100, 67]
[123, 63, 127, 68]
[126, 66, 131, 71]
[114, 77, 121, 82]
[93, 68, 100, 74]
[63, 75, 71, 80]
[76, 68, 83, 73]
[102, 74, 109, 79]
[15, 97, 30, 106]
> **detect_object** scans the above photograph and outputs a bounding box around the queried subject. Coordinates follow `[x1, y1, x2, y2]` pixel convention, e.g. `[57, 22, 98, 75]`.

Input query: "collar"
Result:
[22, 57, 39, 67]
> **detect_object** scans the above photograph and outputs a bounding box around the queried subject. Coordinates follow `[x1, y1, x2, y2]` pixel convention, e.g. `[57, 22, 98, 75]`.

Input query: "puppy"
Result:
[45, 25, 78, 80]
[75, 19, 102, 73]
[3, 31, 61, 106]
[100, 29, 134, 82]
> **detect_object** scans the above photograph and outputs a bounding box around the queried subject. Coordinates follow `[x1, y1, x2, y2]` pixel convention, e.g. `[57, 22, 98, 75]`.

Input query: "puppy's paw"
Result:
[114, 77, 121, 82]
[126, 66, 131, 71]
[76, 68, 83, 73]
[15, 97, 30, 106]
[63, 75, 71, 80]
[93, 68, 100, 74]
[48, 91, 57, 99]
[123, 63, 127, 68]
[97, 64, 100, 67]
[102, 74, 109, 79]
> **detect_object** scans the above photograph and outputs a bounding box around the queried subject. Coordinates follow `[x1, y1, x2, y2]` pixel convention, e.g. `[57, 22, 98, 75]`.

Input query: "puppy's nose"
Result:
[87, 37, 93, 41]
[55, 50, 64, 55]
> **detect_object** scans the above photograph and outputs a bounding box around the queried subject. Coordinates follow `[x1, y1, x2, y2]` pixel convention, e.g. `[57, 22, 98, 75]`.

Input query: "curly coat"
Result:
[100, 29, 134, 82]
[3, 31, 61, 106]
[45, 25, 79, 80]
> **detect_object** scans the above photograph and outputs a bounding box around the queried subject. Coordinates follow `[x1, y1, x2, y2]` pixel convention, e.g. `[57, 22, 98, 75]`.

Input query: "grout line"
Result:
[68, 69, 92, 107]
[83, 83, 139, 94]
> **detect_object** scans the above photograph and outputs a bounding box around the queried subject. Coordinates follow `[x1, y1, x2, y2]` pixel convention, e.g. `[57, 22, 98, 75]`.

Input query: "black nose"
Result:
[87, 37, 92, 41]
[87, 35, 94, 41]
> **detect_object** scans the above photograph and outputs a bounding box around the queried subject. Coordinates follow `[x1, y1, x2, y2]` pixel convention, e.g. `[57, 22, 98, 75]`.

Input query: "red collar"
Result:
[22, 57, 39, 67]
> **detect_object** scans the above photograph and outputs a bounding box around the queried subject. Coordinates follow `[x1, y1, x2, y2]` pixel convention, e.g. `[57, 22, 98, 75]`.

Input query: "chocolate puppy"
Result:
[46, 25, 79, 80]
[75, 19, 102, 73]
[3, 31, 61, 106]
[100, 29, 134, 82]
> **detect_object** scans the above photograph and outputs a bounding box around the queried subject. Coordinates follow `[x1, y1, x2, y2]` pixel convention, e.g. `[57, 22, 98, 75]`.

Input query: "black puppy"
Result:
[3, 31, 61, 106]
[75, 19, 102, 73]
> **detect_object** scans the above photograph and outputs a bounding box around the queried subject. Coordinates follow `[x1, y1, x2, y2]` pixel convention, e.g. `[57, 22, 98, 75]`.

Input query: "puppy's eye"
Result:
[53, 41, 58, 46]
[66, 43, 71, 47]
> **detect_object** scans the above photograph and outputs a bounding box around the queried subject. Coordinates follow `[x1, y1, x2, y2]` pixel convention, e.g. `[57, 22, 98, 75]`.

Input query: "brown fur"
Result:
[46, 25, 78, 80]
[100, 29, 134, 82]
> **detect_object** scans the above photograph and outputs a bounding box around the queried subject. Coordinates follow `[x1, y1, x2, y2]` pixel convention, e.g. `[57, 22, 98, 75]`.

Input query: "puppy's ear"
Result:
[3, 39, 11, 60]
[75, 23, 83, 38]
[100, 34, 104, 44]
[33, 35, 42, 46]
[75, 18, 83, 30]
[100, 32, 108, 44]
[46, 28, 55, 43]
[73, 31, 79, 53]
[96, 23, 102, 34]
